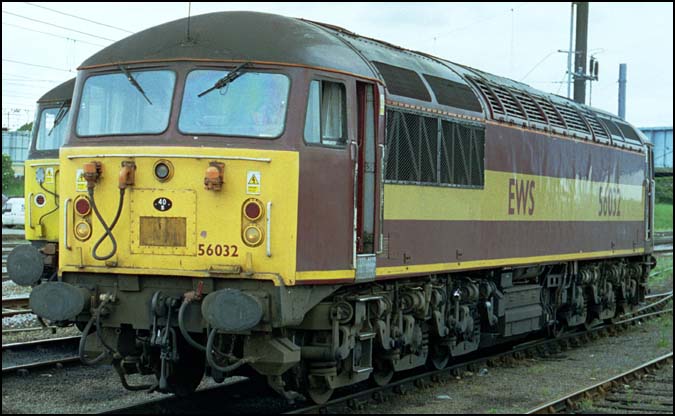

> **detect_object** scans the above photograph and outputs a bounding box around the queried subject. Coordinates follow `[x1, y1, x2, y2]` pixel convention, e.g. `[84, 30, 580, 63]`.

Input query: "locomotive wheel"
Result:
[372, 359, 394, 386]
[158, 337, 206, 397]
[428, 344, 450, 370]
[548, 321, 566, 339]
[307, 384, 334, 404]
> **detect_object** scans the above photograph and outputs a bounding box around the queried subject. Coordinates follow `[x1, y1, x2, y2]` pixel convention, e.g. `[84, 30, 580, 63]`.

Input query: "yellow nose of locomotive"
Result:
[57, 147, 299, 285]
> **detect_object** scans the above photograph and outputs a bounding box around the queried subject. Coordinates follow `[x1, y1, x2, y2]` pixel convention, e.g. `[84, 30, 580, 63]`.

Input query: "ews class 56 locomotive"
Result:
[10, 12, 655, 403]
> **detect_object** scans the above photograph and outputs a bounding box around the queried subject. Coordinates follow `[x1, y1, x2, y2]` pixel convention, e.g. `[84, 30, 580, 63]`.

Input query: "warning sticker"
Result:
[379, 93, 385, 116]
[75, 169, 87, 192]
[246, 171, 261, 195]
[45, 167, 55, 184]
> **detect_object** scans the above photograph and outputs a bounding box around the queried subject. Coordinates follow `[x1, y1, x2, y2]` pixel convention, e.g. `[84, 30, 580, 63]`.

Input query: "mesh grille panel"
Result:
[385, 110, 437, 183]
[439, 120, 484, 187]
[384, 108, 484, 188]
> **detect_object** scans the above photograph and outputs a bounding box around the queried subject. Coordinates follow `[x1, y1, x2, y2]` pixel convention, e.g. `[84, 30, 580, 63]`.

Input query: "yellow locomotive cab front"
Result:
[58, 146, 299, 285]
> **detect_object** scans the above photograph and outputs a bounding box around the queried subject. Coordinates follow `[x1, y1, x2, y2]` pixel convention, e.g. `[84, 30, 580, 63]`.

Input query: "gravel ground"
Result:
[2, 280, 32, 298]
[1, 363, 226, 414]
[3, 337, 80, 369]
[352, 313, 673, 414]
[2, 312, 670, 414]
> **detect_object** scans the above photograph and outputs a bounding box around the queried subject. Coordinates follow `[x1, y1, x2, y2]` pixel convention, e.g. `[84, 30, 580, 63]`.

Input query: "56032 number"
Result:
[198, 244, 239, 257]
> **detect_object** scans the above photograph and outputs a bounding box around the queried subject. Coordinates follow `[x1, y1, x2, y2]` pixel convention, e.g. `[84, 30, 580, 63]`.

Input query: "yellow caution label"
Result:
[75, 169, 87, 192]
[45, 167, 55, 184]
[246, 171, 261, 195]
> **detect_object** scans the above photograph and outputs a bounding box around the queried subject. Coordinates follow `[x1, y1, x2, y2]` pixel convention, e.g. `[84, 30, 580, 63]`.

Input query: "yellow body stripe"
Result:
[384, 170, 644, 222]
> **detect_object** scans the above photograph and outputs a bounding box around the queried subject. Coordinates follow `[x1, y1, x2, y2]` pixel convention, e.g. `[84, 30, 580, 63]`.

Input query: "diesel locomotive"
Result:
[12, 12, 655, 403]
[7, 78, 74, 285]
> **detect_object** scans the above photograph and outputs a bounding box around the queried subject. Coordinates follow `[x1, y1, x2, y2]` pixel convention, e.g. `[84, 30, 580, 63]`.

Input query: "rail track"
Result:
[2, 294, 31, 318]
[526, 352, 673, 414]
[95, 292, 673, 415]
[2, 238, 28, 282]
[2, 335, 81, 375]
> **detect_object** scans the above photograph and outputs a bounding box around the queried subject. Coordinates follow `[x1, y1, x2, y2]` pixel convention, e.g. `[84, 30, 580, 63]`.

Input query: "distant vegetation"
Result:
[2, 154, 23, 197]
[655, 203, 673, 231]
[18, 121, 33, 132]
[655, 176, 673, 205]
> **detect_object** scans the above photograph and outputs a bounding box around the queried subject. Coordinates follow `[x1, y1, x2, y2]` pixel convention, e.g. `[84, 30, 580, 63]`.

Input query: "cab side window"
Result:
[304, 80, 347, 146]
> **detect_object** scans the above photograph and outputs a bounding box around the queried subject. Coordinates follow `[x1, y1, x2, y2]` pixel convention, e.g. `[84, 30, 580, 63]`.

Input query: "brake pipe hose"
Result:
[178, 299, 206, 352]
[206, 328, 255, 373]
[88, 187, 125, 261]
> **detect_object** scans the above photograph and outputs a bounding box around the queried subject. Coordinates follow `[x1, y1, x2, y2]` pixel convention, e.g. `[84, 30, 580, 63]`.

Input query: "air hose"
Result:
[178, 300, 206, 352]
[205, 328, 255, 374]
[88, 187, 125, 261]
[78, 299, 116, 365]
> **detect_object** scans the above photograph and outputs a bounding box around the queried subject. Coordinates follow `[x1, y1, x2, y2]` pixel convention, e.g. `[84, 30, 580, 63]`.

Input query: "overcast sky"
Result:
[2, 2, 673, 130]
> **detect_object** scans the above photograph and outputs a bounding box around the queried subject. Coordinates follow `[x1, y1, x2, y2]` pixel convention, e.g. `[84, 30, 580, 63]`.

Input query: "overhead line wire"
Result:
[23, 2, 134, 33]
[2, 59, 72, 73]
[2, 22, 108, 47]
[2, 10, 117, 41]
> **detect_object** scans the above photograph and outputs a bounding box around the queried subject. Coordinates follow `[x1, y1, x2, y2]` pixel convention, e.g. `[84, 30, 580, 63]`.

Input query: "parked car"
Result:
[2, 197, 24, 228]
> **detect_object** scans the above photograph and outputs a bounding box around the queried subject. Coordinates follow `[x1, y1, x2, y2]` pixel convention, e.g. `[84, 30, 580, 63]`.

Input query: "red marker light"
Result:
[35, 195, 45, 206]
[75, 197, 91, 216]
[244, 200, 262, 221]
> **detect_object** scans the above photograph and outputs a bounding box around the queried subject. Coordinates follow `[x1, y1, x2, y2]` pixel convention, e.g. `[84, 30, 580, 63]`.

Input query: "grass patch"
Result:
[655, 316, 673, 349]
[655, 203, 673, 231]
[650, 257, 673, 284]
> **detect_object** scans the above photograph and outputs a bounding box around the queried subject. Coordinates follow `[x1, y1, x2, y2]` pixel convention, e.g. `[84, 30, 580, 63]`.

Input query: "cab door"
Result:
[296, 76, 355, 279]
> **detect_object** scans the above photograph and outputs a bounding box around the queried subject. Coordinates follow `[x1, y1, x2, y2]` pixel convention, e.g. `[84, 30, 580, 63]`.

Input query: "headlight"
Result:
[74, 221, 91, 241]
[243, 225, 263, 246]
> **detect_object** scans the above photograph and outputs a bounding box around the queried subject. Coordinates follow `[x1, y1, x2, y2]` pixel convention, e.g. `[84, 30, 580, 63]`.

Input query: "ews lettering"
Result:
[508, 179, 536, 216]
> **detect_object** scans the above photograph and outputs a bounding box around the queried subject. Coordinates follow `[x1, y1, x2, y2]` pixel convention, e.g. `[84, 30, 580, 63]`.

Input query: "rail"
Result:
[526, 352, 673, 414]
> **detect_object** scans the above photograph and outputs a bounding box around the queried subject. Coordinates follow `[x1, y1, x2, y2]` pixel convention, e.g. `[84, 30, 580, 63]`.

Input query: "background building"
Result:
[640, 127, 673, 169]
[2, 130, 31, 176]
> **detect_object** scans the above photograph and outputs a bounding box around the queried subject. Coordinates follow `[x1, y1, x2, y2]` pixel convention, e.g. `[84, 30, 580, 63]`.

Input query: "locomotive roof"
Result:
[79, 11, 377, 79]
[78, 11, 644, 147]
[38, 78, 75, 104]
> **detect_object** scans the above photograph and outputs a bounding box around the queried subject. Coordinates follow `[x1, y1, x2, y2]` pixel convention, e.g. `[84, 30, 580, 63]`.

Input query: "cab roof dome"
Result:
[79, 11, 377, 79]
[38, 78, 75, 104]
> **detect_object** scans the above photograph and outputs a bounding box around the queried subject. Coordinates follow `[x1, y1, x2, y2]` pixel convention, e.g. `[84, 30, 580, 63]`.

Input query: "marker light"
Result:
[243, 199, 263, 221]
[34, 194, 46, 207]
[74, 196, 91, 216]
[74, 221, 92, 241]
[243, 225, 263, 246]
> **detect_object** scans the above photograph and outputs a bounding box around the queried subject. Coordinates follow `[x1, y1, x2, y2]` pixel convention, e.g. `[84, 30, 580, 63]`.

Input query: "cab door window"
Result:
[304, 80, 347, 146]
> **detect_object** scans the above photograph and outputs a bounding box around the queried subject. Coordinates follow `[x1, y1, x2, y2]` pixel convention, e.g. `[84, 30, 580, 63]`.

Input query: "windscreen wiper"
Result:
[47, 101, 70, 136]
[198, 62, 250, 98]
[118, 64, 152, 105]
